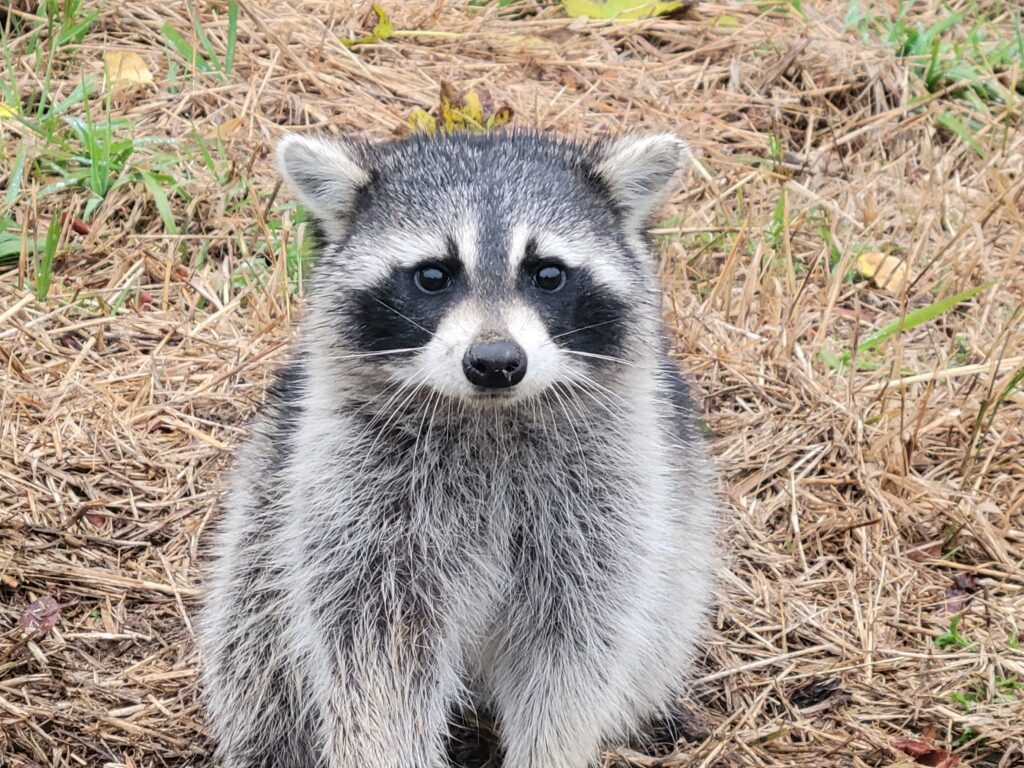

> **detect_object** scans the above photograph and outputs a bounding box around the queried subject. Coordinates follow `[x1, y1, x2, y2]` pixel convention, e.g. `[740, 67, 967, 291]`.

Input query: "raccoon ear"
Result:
[275, 134, 371, 240]
[594, 134, 689, 229]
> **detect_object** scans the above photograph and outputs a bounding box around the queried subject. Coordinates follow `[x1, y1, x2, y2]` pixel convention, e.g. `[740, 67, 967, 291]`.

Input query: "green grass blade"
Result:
[0, 216, 39, 266]
[937, 111, 985, 157]
[922, 10, 966, 44]
[985, 366, 1024, 431]
[57, 8, 98, 46]
[224, 0, 239, 75]
[839, 282, 993, 365]
[5, 141, 28, 204]
[139, 171, 178, 235]
[35, 215, 62, 300]
[162, 23, 209, 73]
[188, 0, 223, 73]
[50, 77, 95, 118]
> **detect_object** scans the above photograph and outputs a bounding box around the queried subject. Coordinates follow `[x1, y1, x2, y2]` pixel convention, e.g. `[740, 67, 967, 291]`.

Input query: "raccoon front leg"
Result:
[489, 627, 636, 768]
[488, 526, 656, 768]
[295, 536, 473, 768]
[303, 632, 462, 768]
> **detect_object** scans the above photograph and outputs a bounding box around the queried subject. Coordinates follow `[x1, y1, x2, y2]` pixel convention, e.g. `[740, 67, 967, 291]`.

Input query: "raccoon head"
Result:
[277, 131, 687, 404]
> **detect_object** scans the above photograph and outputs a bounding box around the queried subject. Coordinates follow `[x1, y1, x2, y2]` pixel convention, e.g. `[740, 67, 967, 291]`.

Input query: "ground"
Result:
[1, 1, 1022, 766]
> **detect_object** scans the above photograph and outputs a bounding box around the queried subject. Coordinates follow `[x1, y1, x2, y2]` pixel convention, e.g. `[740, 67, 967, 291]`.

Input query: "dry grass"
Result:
[1, 1, 1023, 766]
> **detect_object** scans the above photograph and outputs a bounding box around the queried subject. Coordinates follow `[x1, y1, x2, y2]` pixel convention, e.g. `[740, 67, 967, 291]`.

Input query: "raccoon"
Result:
[198, 130, 719, 768]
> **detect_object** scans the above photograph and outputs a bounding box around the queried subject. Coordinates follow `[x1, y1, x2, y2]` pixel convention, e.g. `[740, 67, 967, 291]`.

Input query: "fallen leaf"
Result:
[563, 0, 686, 19]
[945, 572, 980, 613]
[895, 737, 936, 759]
[439, 80, 460, 131]
[137, 290, 156, 312]
[894, 736, 960, 767]
[920, 753, 959, 768]
[342, 4, 393, 48]
[104, 51, 154, 91]
[462, 90, 484, 127]
[204, 116, 243, 141]
[907, 540, 943, 562]
[85, 511, 107, 527]
[486, 105, 513, 130]
[60, 211, 91, 236]
[404, 107, 436, 136]
[18, 595, 61, 636]
[0, 101, 18, 119]
[856, 250, 908, 292]
[404, 82, 513, 136]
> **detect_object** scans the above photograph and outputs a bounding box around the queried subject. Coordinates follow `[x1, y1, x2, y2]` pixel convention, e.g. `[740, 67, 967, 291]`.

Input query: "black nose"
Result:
[463, 340, 527, 389]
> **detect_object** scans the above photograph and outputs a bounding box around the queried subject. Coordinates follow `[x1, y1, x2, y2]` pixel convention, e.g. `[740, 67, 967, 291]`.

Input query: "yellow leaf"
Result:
[405, 108, 436, 136]
[439, 80, 460, 131]
[714, 14, 740, 26]
[204, 117, 243, 141]
[104, 51, 154, 91]
[856, 250, 908, 292]
[0, 102, 17, 119]
[563, 0, 684, 20]
[462, 91, 484, 128]
[341, 4, 394, 48]
[486, 106, 514, 131]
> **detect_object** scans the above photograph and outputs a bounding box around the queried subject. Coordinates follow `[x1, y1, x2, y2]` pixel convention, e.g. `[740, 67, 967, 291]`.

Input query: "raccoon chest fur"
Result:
[283, 396, 662, 602]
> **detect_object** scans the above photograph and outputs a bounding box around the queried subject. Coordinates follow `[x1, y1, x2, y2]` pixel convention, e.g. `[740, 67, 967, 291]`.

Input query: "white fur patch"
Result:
[337, 228, 453, 288]
[401, 299, 565, 403]
[453, 216, 480, 272]
[408, 300, 485, 399]
[501, 301, 566, 400]
[506, 222, 532, 274]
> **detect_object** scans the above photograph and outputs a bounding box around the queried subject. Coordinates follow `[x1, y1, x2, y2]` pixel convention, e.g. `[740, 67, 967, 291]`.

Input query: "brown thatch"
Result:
[1, 1, 1022, 766]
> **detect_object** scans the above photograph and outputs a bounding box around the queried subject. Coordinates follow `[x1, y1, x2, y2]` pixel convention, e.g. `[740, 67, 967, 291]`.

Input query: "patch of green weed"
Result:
[936, 614, 974, 650]
[845, 1, 1023, 106]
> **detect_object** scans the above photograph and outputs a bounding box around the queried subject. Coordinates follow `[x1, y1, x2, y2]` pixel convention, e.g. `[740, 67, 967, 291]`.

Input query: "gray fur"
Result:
[198, 130, 719, 768]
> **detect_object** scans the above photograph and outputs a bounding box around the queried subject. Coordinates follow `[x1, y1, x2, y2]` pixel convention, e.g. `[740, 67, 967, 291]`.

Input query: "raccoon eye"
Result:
[414, 265, 452, 294]
[532, 263, 566, 293]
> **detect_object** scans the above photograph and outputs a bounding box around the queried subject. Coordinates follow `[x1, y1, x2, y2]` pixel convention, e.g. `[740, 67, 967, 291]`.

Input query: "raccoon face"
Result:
[277, 131, 687, 404]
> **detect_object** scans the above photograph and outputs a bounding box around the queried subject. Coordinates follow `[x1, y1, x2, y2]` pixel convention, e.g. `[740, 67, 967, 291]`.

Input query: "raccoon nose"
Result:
[463, 340, 527, 389]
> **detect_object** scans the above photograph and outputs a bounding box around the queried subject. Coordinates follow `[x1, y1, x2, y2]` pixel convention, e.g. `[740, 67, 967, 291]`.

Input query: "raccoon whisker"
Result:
[368, 295, 439, 339]
[544, 319, 623, 344]
[321, 347, 425, 362]
[571, 373, 632, 410]
[351, 375, 420, 424]
[549, 383, 589, 466]
[363, 380, 426, 442]
[563, 367, 632, 406]
[563, 374, 632, 423]
[407, 391, 431, 504]
[411, 388, 444, 500]
[557, 381, 601, 434]
[348, 373, 430, 460]
[359, 374, 434, 468]
[425, 387, 445, 449]
[563, 349, 641, 368]
[567, 385, 619, 424]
